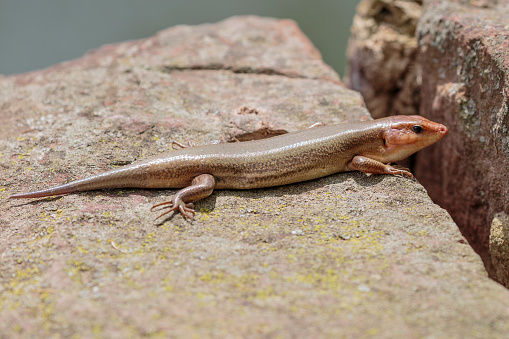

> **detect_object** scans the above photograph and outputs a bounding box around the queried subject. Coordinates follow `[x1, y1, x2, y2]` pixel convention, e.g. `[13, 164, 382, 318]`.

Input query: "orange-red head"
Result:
[381, 115, 448, 163]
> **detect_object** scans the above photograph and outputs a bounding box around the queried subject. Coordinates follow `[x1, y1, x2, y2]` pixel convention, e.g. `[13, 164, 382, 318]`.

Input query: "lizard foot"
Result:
[171, 140, 195, 149]
[387, 164, 414, 179]
[150, 174, 215, 222]
[151, 198, 195, 221]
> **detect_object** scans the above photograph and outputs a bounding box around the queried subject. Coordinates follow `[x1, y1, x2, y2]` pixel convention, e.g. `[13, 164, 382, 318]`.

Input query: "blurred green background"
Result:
[0, 0, 360, 76]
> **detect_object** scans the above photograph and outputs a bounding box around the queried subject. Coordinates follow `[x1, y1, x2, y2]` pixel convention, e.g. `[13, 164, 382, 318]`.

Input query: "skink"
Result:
[10, 115, 447, 220]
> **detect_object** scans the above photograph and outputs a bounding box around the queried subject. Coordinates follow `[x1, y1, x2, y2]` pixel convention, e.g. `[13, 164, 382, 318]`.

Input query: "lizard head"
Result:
[382, 115, 448, 162]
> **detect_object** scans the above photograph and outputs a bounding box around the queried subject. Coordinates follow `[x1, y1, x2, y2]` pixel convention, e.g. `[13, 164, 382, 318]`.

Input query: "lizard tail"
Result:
[9, 167, 143, 199]
[10, 182, 80, 199]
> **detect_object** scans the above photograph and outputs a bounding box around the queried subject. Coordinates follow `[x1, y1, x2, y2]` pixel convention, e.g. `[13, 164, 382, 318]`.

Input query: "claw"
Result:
[308, 122, 325, 129]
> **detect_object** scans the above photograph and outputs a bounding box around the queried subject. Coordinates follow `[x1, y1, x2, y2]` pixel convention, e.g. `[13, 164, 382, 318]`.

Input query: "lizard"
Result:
[10, 115, 447, 220]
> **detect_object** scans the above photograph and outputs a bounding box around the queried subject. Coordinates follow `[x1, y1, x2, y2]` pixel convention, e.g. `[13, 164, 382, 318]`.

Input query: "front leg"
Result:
[347, 156, 414, 178]
[151, 174, 216, 221]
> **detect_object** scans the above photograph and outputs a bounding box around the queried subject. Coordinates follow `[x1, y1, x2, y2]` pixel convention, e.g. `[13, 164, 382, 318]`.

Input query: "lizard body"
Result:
[10, 115, 447, 219]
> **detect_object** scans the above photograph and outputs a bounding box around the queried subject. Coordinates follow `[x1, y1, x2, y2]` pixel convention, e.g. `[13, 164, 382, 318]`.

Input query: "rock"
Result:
[345, 0, 422, 118]
[1, 15, 509, 338]
[491, 212, 509, 286]
[345, 0, 509, 285]
[415, 0, 509, 279]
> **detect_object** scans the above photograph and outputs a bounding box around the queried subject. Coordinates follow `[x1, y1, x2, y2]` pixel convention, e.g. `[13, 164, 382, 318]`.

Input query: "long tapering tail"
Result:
[9, 166, 147, 199]
[10, 182, 81, 199]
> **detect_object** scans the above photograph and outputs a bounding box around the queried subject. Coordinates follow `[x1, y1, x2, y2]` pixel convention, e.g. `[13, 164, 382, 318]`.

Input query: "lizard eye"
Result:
[412, 125, 423, 133]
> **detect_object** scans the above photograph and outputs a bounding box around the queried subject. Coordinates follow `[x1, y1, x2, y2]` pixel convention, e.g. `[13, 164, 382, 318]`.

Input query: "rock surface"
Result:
[491, 212, 509, 286]
[415, 0, 509, 278]
[345, 0, 422, 118]
[1, 16, 509, 338]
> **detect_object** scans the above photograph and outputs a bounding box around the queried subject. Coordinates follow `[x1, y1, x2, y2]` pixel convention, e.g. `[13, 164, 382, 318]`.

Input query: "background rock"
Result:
[415, 0, 509, 278]
[346, 0, 509, 283]
[491, 212, 509, 286]
[345, 0, 422, 118]
[1, 16, 509, 337]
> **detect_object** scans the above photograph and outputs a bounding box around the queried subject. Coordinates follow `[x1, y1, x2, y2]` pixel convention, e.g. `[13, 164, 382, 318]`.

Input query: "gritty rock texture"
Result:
[415, 0, 509, 278]
[490, 212, 509, 286]
[2, 15, 509, 338]
[345, 0, 422, 118]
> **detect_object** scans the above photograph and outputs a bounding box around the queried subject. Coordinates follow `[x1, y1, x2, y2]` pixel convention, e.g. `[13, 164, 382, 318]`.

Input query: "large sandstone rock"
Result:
[415, 0, 509, 278]
[346, 0, 509, 283]
[1, 15, 509, 338]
